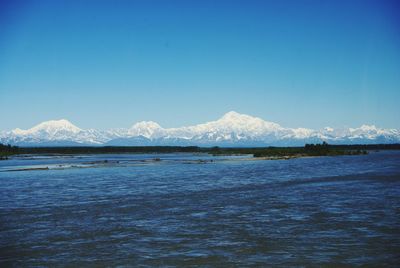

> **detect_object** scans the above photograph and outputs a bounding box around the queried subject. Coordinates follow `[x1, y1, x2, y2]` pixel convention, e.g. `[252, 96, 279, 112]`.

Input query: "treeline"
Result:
[0, 143, 19, 160]
[210, 142, 393, 157]
[303, 142, 367, 156]
[1, 143, 400, 159]
[210, 146, 311, 157]
[327, 144, 400, 150]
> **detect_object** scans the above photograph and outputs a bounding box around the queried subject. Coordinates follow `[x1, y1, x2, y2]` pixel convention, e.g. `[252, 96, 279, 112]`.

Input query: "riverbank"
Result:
[1, 143, 400, 160]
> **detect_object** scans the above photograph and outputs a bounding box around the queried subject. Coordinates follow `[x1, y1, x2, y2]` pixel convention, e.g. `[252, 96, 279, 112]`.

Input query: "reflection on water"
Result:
[0, 151, 399, 266]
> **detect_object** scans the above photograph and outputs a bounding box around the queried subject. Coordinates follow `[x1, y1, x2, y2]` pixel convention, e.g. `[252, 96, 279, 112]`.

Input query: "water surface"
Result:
[0, 151, 399, 266]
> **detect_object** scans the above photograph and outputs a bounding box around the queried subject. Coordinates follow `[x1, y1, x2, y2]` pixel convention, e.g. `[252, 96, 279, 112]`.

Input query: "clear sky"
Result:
[0, 0, 399, 130]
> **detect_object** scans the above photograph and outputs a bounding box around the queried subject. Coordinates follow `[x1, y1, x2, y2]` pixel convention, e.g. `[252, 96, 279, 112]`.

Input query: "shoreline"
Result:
[0, 152, 373, 173]
[2, 143, 400, 162]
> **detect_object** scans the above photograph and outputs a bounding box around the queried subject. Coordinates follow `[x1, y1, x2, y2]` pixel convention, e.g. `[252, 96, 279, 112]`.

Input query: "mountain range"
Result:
[1, 111, 399, 146]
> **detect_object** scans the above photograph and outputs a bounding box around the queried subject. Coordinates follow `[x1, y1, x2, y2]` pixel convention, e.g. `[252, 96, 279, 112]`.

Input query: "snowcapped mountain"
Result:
[1, 112, 399, 146]
[0, 119, 110, 146]
[11, 119, 81, 136]
[128, 121, 165, 139]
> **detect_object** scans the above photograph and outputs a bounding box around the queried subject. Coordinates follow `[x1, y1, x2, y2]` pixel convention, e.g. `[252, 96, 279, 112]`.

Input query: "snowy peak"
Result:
[220, 111, 248, 121]
[130, 121, 162, 130]
[128, 121, 164, 139]
[0, 119, 90, 146]
[1, 112, 399, 146]
[12, 119, 82, 136]
[219, 111, 266, 123]
[213, 111, 282, 133]
[358, 124, 378, 132]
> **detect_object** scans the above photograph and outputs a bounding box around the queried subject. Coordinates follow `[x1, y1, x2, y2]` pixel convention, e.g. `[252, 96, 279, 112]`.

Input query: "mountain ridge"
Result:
[1, 111, 399, 146]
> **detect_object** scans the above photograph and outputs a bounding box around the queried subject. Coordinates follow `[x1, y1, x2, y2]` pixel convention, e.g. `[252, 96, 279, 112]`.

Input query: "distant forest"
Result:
[1, 143, 400, 160]
[0, 143, 19, 159]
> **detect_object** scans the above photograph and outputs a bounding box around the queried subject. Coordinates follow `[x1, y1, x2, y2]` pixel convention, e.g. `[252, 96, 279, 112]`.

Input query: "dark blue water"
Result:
[0, 151, 399, 266]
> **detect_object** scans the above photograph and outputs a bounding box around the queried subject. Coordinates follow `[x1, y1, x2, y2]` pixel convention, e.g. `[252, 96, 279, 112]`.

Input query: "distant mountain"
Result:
[1, 111, 399, 146]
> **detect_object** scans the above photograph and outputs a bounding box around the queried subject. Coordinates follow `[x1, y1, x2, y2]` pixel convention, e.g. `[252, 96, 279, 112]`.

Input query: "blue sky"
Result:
[0, 0, 399, 130]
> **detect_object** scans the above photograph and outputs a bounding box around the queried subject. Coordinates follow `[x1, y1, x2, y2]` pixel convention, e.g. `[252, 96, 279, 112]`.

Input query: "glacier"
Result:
[1, 111, 399, 146]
